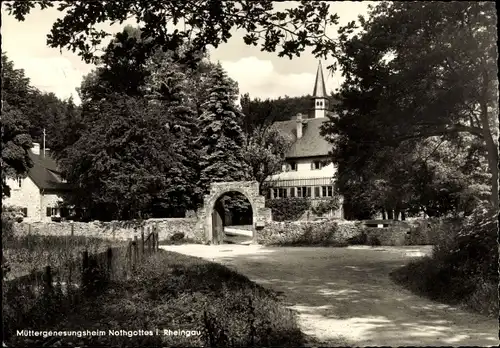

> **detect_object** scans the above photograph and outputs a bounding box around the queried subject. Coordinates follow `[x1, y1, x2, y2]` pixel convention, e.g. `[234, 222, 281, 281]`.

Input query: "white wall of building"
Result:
[269, 156, 336, 181]
[3, 177, 42, 221]
[3, 178, 65, 222]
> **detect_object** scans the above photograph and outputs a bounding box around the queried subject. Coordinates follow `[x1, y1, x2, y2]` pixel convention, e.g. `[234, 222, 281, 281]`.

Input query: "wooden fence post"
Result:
[152, 229, 156, 253]
[147, 227, 151, 254]
[106, 247, 113, 280]
[44, 265, 53, 296]
[141, 227, 145, 260]
[127, 238, 132, 274]
[82, 250, 89, 293]
[133, 236, 138, 270]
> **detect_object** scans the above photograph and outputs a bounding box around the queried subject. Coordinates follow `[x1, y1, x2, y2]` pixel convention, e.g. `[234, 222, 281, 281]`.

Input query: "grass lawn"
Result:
[5, 250, 304, 347]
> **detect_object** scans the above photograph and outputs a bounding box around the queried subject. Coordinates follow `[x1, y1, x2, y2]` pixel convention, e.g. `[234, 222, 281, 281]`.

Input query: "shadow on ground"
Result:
[162, 245, 499, 347]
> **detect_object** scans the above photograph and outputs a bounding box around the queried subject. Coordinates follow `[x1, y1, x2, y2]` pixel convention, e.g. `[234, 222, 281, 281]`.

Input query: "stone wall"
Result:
[364, 226, 408, 246]
[257, 220, 364, 245]
[257, 219, 412, 246]
[13, 218, 202, 242]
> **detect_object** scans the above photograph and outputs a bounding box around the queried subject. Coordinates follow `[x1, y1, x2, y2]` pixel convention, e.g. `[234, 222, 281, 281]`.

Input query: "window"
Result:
[273, 188, 279, 199]
[290, 187, 295, 197]
[21, 208, 28, 217]
[322, 186, 334, 197]
[306, 187, 312, 197]
[280, 188, 288, 198]
[311, 161, 322, 170]
[15, 177, 22, 188]
[46, 207, 59, 217]
[289, 162, 297, 171]
[296, 187, 302, 198]
[314, 187, 320, 198]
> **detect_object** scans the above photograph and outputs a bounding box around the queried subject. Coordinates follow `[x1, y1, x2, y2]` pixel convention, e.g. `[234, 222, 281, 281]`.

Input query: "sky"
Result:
[1, 1, 374, 105]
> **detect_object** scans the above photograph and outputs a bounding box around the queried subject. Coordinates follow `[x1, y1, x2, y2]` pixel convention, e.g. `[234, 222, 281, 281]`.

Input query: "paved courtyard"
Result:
[160, 244, 499, 346]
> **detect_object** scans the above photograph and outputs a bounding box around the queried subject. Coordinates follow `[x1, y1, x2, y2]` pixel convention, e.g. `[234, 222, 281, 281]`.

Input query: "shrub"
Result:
[406, 218, 449, 245]
[391, 209, 498, 317]
[311, 197, 341, 217]
[265, 198, 311, 222]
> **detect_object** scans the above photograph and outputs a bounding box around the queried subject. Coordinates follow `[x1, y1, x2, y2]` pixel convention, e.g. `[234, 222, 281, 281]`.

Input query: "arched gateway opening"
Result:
[196, 181, 272, 245]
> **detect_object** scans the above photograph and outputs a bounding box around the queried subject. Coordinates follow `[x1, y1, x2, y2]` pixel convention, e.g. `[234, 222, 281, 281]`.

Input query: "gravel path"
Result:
[160, 244, 499, 346]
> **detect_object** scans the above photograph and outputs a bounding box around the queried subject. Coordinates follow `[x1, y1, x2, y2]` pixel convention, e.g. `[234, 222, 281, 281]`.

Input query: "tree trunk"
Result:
[479, 103, 499, 210]
[387, 210, 394, 220]
[382, 209, 387, 220]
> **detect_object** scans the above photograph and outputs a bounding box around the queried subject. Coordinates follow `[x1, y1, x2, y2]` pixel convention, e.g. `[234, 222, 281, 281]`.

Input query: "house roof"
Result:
[28, 150, 71, 191]
[274, 117, 332, 159]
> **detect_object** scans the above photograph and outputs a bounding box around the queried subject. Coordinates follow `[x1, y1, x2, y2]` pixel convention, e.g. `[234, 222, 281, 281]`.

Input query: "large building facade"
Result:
[265, 61, 343, 218]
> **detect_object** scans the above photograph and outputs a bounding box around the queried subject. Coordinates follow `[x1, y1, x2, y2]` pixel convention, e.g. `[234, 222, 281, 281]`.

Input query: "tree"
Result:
[58, 94, 180, 220]
[196, 64, 251, 221]
[5, 1, 338, 65]
[1, 102, 33, 198]
[1, 54, 33, 198]
[240, 94, 315, 132]
[143, 54, 203, 215]
[197, 63, 248, 190]
[242, 125, 292, 195]
[322, 1, 499, 211]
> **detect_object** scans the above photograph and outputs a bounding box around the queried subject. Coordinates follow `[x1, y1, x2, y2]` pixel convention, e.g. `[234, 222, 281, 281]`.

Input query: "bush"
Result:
[311, 197, 341, 217]
[391, 209, 498, 317]
[406, 218, 449, 245]
[265, 198, 311, 222]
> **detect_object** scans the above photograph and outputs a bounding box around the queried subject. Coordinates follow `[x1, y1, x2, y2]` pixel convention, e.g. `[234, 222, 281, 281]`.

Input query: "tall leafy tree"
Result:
[322, 1, 499, 211]
[242, 125, 292, 195]
[59, 94, 178, 220]
[1, 102, 33, 198]
[197, 63, 248, 190]
[1, 54, 33, 197]
[5, 1, 338, 65]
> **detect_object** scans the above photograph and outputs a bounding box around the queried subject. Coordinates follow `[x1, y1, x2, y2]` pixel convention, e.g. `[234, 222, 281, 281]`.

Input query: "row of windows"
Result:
[270, 186, 334, 199]
[284, 161, 326, 172]
[46, 207, 73, 217]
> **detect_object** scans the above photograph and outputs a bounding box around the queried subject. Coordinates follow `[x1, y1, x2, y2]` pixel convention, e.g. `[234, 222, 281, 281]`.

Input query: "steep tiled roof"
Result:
[274, 117, 331, 158]
[28, 151, 71, 191]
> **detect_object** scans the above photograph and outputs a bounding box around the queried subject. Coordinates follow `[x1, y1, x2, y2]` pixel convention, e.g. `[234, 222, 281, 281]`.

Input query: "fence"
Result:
[125, 225, 160, 274]
[2, 227, 160, 342]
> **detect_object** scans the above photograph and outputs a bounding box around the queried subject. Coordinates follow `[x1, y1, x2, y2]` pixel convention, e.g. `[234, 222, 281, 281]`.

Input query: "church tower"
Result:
[312, 61, 328, 118]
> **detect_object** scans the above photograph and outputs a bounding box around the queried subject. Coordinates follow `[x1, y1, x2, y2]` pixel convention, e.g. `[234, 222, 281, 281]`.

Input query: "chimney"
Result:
[32, 142, 40, 155]
[296, 113, 303, 139]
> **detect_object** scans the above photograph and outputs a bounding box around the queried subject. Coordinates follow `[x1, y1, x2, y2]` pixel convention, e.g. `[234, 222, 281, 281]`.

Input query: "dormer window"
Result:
[289, 162, 297, 171]
[311, 161, 322, 170]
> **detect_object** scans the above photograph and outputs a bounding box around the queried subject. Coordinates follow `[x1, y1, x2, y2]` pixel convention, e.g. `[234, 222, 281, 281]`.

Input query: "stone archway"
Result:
[196, 181, 272, 244]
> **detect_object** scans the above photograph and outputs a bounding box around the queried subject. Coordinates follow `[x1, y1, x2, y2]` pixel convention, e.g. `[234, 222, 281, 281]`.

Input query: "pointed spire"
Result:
[312, 60, 327, 98]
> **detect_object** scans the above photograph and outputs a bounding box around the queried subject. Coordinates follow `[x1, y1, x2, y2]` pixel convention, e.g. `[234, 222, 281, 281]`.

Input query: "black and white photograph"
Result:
[1, 1, 498, 347]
